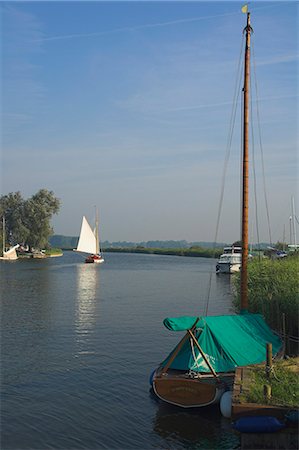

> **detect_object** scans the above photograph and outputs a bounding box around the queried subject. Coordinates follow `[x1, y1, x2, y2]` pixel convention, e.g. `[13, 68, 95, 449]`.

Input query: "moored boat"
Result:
[216, 246, 242, 274]
[0, 217, 19, 261]
[152, 9, 283, 409]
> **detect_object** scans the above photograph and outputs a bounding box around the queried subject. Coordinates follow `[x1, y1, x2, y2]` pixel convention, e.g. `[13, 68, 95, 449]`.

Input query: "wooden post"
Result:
[282, 312, 286, 357]
[266, 343, 272, 379]
[263, 384, 272, 402]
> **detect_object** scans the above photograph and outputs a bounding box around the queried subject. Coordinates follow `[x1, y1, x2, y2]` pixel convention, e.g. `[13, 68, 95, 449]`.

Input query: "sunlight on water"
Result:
[1, 252, 240, 449]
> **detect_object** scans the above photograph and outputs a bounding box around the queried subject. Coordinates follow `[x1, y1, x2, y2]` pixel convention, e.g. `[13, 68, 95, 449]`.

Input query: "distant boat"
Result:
[216, 246, 242, 274]
[0, 216, 19, 261]
[74, 211, 104, 264]
[0, 244, 20, 261]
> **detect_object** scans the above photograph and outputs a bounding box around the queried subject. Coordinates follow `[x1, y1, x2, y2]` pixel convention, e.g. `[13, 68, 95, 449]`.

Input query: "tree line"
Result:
[0, 190, 60, 252]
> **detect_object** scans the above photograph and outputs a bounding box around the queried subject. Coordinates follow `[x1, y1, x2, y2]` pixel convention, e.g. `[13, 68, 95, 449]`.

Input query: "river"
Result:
[1, 251, 240, 449]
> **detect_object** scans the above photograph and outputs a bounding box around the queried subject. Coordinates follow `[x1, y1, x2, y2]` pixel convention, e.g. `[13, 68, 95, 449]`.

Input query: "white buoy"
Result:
[220, 391, 232, 418]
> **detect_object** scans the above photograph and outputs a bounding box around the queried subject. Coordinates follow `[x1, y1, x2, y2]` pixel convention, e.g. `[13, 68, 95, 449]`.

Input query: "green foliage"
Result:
[105, 246, 223, 258]
[233, 257, 299, 352]
[0, 189, 60, 251]
[0, 192, 29, 247]
[44, 248, 63, 256]
[239, 359, 299, 407]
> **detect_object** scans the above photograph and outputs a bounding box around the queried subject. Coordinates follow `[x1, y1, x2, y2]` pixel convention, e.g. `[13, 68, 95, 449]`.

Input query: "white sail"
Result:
[0, 244, 19, 260]
[0, 216, 19, 260]
[76, 216, 97, 254]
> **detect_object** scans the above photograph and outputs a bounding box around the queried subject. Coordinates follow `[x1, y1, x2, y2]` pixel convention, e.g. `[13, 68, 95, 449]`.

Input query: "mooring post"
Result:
[266, 342, 273, 379]
[263, 384, 272, 402]
[264, 343, 273, 402]
[282, 312, 286, 357]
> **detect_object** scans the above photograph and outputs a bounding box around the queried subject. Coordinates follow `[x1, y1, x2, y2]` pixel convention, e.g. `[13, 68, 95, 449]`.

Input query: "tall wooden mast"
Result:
[241, 12, 252, 311]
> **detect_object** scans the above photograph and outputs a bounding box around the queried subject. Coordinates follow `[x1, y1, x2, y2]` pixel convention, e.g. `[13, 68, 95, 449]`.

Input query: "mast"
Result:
[291, 196, 297, 247]
[289, 215, 293, 245]
[95, 207, 99, 255]
[2, 216, 5, 255]
[240, 12, 252, 311]
[283, 224, 286, 251]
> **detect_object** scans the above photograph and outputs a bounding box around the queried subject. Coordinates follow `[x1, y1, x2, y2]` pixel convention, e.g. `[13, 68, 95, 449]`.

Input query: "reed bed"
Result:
[233, 255, 299, 355]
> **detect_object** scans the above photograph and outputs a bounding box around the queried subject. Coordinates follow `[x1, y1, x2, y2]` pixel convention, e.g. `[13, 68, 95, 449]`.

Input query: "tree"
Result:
[0, 189, 60, 250]
[23, 189, 60, 250]
[0, 191, 29, 247]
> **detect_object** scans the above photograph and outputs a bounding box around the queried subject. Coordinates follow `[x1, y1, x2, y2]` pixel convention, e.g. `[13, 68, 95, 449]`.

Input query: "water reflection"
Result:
[152, 400, 240, 449]
[75, 264, 100, 357]
[204, 272, 236, 316]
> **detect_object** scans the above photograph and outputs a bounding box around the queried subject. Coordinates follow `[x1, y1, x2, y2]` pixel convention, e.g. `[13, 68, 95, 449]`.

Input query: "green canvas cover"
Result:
[161, 313, 282, 373]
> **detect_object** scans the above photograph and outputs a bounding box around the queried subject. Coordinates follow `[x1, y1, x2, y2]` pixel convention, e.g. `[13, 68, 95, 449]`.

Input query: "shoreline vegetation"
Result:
[239, 358, 299, 408]
[45, 248, 63, 257]
[233, 256, 299, 356]
[102, 246, 223, 258]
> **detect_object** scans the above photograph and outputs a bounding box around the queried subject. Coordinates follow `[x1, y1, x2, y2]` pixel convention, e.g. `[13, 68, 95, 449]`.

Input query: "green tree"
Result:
[23, 189, 60, 250]
[0, 189, 60, 250]
[0, 191, 29, 247]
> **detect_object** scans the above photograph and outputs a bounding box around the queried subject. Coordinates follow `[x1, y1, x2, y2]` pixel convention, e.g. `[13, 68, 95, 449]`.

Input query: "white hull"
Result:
[217, 262, 241, 274]
[85, 254, 104, 264]
[216, 246, 242, 274]
[94, 257, 104, 264]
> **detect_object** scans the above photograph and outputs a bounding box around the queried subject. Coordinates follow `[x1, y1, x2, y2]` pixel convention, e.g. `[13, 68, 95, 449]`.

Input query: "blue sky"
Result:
[1, 1, 298, 243]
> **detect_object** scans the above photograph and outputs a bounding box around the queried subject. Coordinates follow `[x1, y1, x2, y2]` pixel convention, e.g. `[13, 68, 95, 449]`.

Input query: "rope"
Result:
[250, 73, 261, 253]
[204, 34, 245, 316]
[266, 364, 281, 382]
[252, 39, 273, 246]
[187, 337, 202, 378]
[190, 337, 201, 368]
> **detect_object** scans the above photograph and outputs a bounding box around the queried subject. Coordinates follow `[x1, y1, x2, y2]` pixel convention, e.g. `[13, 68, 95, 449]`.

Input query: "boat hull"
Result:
[216, 262, 241, 274]
[85, 254, 104, 264]
[153, 370, 229, 408]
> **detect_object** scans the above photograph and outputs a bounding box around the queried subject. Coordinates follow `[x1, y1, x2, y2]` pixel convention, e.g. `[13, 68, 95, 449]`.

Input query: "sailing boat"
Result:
[151, 11, 282, 408]
[74, 210, 104, 264]
[0, 216, 19, 261]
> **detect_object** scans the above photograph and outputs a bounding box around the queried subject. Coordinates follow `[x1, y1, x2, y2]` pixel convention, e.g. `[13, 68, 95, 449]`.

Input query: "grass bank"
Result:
[45, 248, 63, 256]
[239, 357, 299, 408]
[105, 246, 223, 258]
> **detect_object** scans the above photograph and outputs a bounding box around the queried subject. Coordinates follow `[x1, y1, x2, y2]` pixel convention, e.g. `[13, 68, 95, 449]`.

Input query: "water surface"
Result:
[1, 252, 239, 449]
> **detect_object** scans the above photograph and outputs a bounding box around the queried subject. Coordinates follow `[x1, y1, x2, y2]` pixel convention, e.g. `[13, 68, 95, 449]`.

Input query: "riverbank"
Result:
[17, 248, 63, 259]
[45, 248, 63, 257]
[103, 246, 223, 258]
[232, 357, 299, 414]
